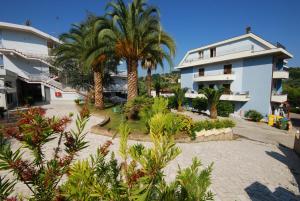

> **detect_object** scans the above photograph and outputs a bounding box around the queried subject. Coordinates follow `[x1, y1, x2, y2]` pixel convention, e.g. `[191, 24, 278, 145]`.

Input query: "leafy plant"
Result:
[173, 86, 188, 112]
[217, 101, 234, 117]
[0, 176, 16, 200]
[0, 106, 90, 201]
[123, 96, 153, 120]
[192, 97, 208, 113]
[245, 110, 263, 122]
[61, 113, 214, 201]
[200, 87, 224, 119]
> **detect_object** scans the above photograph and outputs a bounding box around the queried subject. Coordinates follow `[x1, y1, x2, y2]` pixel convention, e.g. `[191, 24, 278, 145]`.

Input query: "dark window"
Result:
[224, 64, 232, 74]
[0, 55, 3, 67]
[47, 41, 54, 48]
[209, 84, 215, 89]
[198, 84, 204, 90]
[210, 48, 216, 58]
[198, 68, 204, 76]
[6, 93, 13, 104]
[198, 51, 204, 59]
[5, 81, 12, 88]
[223, 84, 231, 94]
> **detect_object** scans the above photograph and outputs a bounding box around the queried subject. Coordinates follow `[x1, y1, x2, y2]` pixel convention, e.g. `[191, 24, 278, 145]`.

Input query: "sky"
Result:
[1, 0, 300, 76]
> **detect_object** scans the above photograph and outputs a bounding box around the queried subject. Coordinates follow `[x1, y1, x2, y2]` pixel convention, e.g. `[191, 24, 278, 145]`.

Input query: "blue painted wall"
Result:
[180, 67, 195, 90]
[241, 56, 273, 116]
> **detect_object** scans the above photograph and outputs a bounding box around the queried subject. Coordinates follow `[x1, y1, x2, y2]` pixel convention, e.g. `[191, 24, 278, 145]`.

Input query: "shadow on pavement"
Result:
[266, 144, 300, 192]
[245, 182, 299, 201]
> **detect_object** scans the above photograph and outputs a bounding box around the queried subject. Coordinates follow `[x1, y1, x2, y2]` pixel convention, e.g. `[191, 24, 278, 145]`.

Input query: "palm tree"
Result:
[173, 86, 188, 112]
[200, 87, 224, 119]
[153, 75, 166, 97]
[55, 17, 115, 110]
[94, 0, 176, 100]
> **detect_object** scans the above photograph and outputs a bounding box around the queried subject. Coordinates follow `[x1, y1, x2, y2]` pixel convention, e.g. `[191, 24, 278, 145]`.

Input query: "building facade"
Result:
[0, 21, 84, 109]
[176, 32, 292, 116]
[0, 22, 129, 110]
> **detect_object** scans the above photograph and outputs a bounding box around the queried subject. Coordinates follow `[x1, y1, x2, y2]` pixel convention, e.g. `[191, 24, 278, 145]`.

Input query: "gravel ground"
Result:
[3, 101, 300, 201]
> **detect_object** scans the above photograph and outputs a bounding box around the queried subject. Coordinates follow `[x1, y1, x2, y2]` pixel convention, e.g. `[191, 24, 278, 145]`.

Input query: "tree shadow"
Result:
[245, 182, 299, 201]
[266, 144, 300, 192]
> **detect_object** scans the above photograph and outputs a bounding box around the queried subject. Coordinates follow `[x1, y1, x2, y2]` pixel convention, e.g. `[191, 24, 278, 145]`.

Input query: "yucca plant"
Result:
[200, 87, 224, 119]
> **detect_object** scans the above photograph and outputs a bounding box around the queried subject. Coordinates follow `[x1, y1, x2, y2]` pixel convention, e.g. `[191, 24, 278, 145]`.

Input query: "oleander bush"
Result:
[245, 110, 263, 122]
[123, 96, 153, 120]
[0, 106, 90, 201]
[217, 101, 234, 117]
[192, 97, 208, 113]
[60, 116, 214, 201]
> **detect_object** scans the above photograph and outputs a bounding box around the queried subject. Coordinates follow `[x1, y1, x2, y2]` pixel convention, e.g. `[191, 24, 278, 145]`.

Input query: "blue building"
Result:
[176, 30, 293, 116]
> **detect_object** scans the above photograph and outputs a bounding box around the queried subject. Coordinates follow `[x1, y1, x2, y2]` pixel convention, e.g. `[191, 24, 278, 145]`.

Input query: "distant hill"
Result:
[283, 67, 300, 110]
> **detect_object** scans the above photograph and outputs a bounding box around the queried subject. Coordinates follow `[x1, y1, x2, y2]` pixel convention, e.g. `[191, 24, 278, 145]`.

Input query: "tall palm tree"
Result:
[93, 0, 176, 100]
[55, 17, 115, 109]
[200, 87, 224, 119]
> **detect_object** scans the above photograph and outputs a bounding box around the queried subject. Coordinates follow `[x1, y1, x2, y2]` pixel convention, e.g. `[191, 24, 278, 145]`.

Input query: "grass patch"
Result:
[85, 104, 148, 135]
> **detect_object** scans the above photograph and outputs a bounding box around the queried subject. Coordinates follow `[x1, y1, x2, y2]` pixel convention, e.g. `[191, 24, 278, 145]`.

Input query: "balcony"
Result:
[271, 93, 287, 103]
[273, 70, 289, 79]
[185, 91, 250, 102]
[193, 72, 236, 82]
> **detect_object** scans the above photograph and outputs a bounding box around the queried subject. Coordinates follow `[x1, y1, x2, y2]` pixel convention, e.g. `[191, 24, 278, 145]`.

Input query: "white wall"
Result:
[3, 55, 49, 78]
[186, 38, 269, 61]
[49, 87, 82, 101]
[1, 29, 49, 55]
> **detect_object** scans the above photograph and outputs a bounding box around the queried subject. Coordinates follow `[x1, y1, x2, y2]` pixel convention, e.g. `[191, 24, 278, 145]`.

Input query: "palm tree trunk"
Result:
[146, 67, 152, 97]
[94, 71, 104, 110]
[127, 59, 138, 100]
[210, 104, 217, 119]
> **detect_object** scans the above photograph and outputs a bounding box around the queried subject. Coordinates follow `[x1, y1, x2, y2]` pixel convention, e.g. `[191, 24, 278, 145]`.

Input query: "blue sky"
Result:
[1, 0, 300, 76]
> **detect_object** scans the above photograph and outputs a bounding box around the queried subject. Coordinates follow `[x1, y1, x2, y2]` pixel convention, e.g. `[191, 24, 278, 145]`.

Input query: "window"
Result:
[209, 84, 215, 89]
[198, 84, 204, 90]
[223, 84, 231, 94]
[6, 93, 13, 104]
[0, 55, 3, 69]
[210, 48, 216, 58]
[198, 51, 204, 59]
[47, 41, 54, 48]
[224, 64, 232, 74]
[5, 81, 12, 88]
[198, 68, 204, 76]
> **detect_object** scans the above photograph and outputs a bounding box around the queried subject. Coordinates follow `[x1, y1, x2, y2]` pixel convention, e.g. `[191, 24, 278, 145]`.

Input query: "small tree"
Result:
[173, 86, 188, 112]
[200, 87, 224, 119]
[0, 107, 90, 200]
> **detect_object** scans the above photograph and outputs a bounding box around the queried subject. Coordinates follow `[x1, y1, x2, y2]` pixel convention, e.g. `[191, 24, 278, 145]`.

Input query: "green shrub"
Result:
[60, 117, 214, 201]
[290, 107, 300, 114]
[192, 97, 208, 112]
[74, 98, 81, 105]
[217, 101, 234, 117]
[191, 119, 235, 139]
[245, 110, 263, 122]
[123, 96, 153, 120]
[167, 96, 178, 109]
[140, 97, 169, 131]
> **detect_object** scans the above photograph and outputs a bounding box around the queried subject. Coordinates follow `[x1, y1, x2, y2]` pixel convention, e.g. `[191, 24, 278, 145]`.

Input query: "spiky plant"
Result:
[173, 86, 188, 112]
[200, 87, 224, 119]
[92, 0, 176, 100]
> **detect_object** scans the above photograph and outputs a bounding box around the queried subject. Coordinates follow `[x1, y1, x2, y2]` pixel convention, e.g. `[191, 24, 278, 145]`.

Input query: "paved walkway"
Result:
[5, 101, 300, 201]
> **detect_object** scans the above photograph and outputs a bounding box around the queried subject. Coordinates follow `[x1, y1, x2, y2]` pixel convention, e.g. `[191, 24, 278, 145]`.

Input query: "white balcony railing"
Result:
[271, 93, 287, 103]
[193, 72, 236, 82]
[185, 91, 250, 102]
[273, 70, 289, 79]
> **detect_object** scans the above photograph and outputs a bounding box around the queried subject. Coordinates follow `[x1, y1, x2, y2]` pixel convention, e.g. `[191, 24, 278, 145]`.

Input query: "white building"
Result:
[0, 22, 84, 109]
